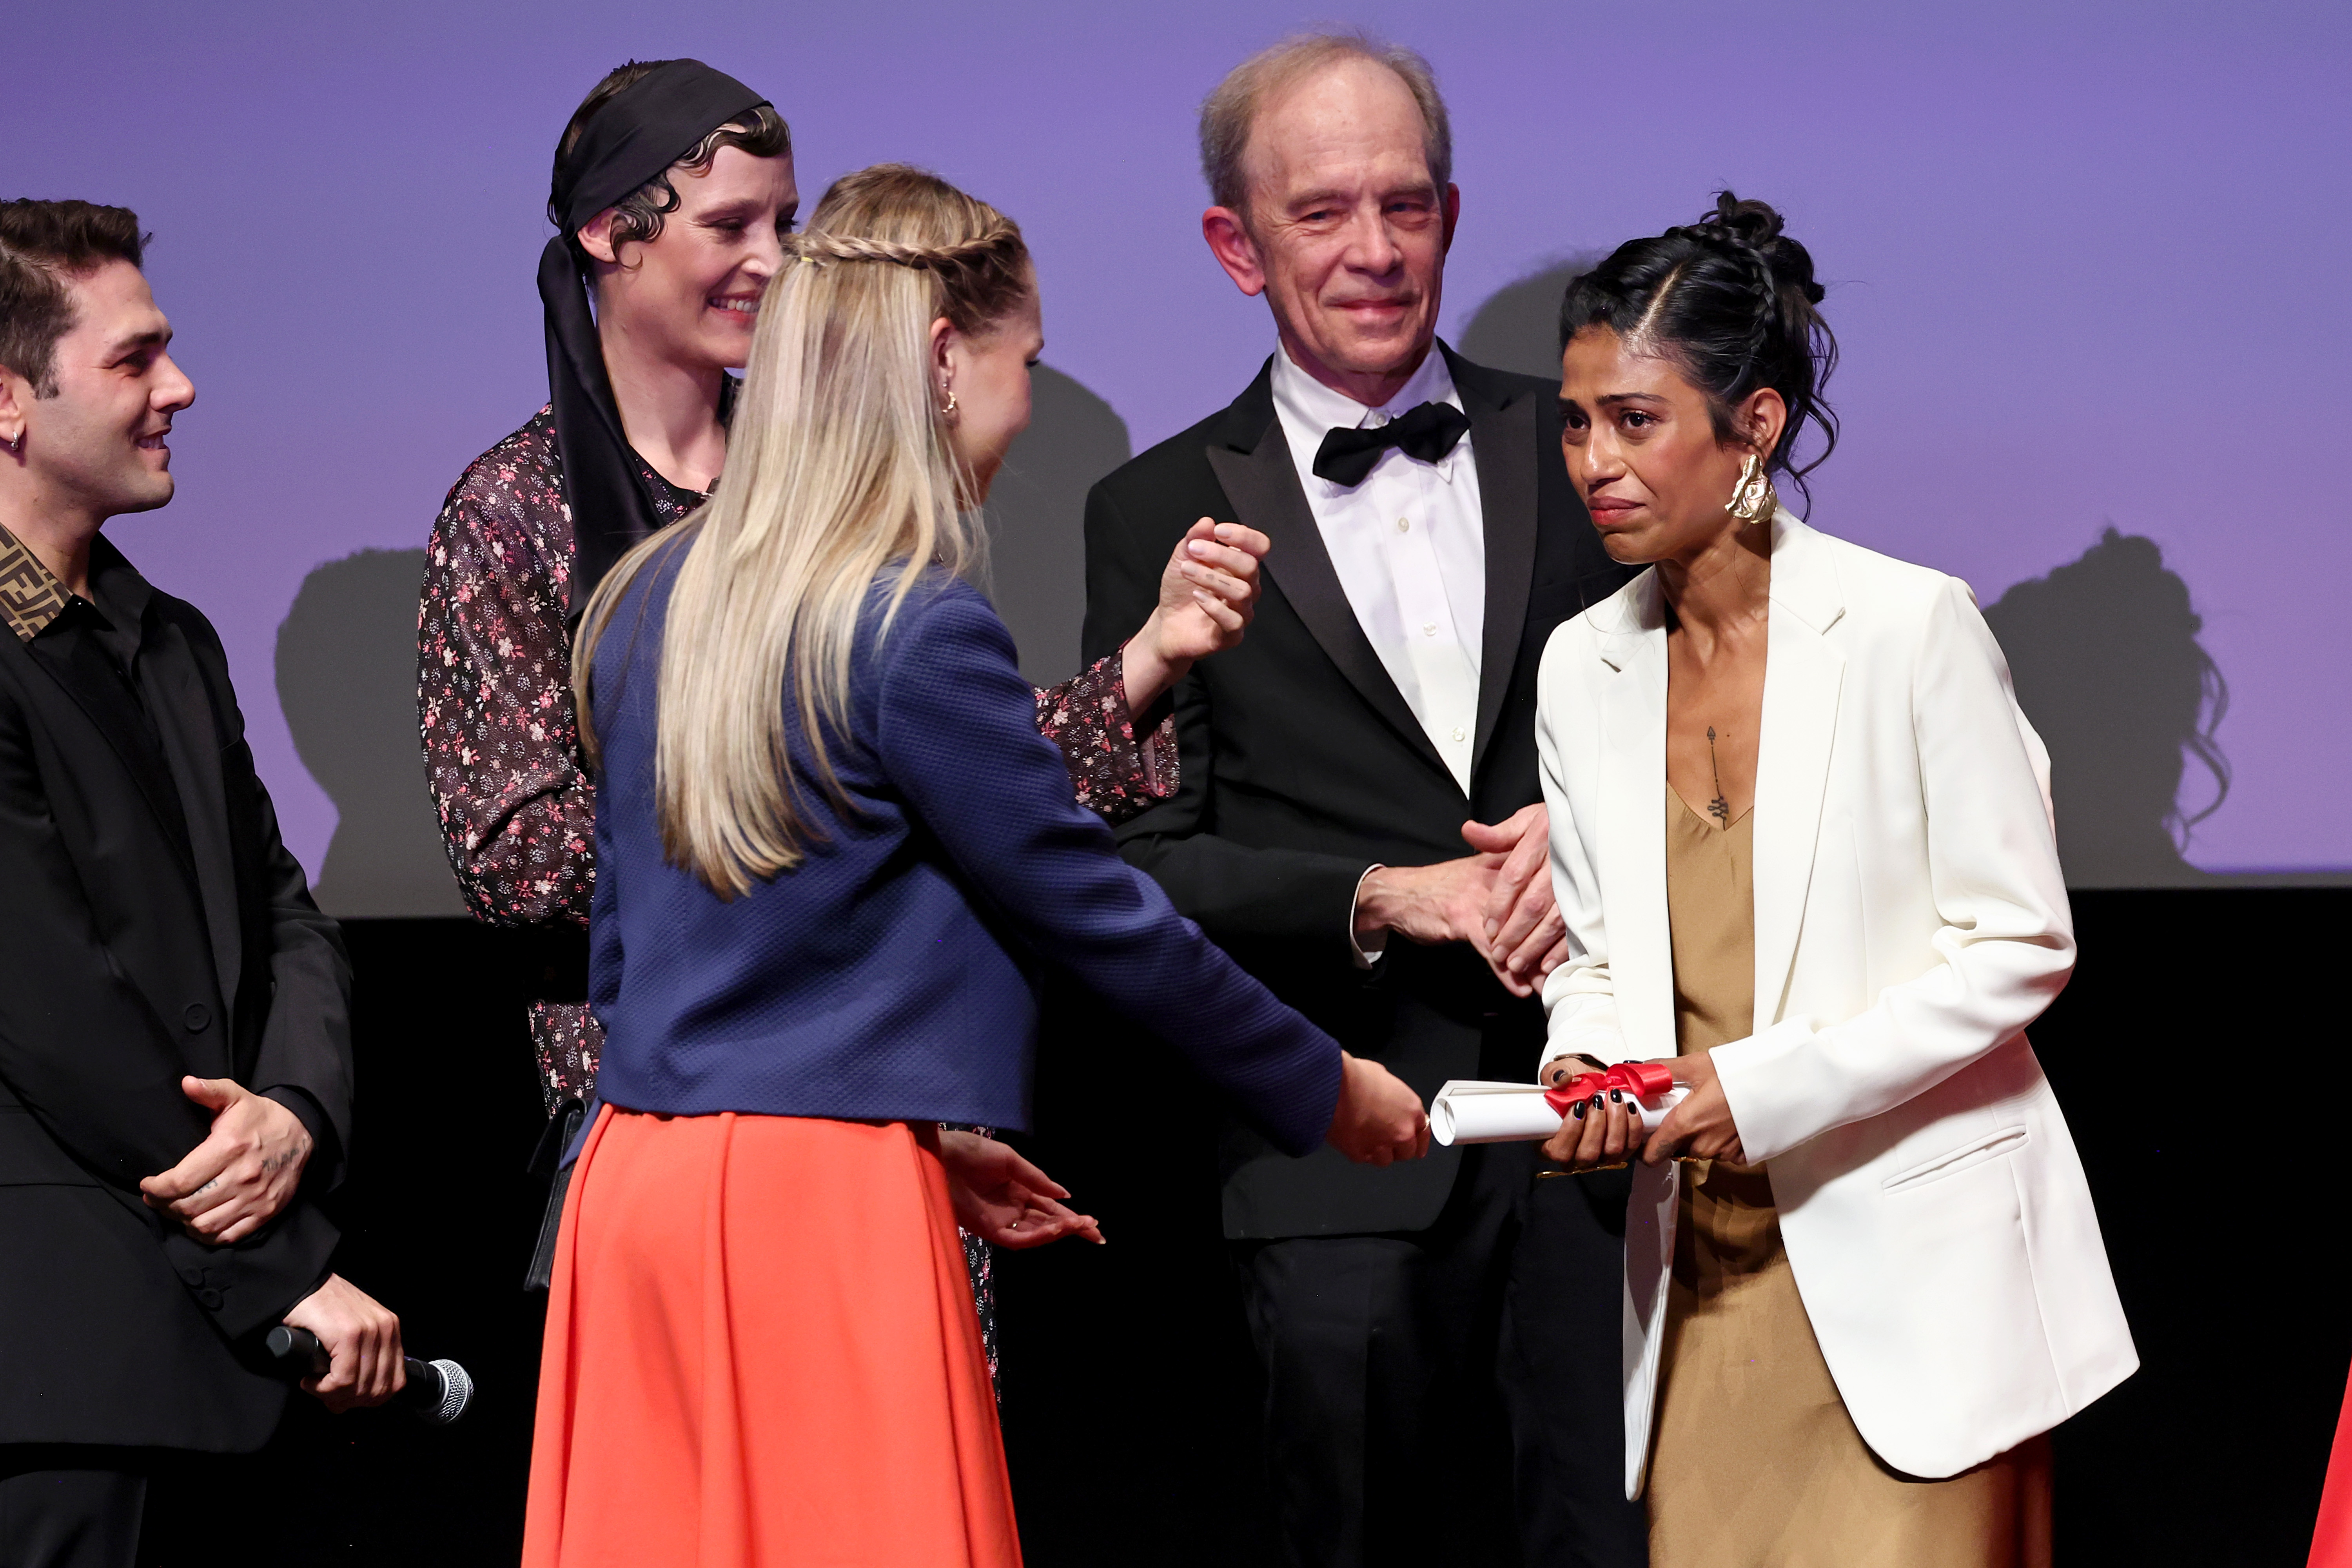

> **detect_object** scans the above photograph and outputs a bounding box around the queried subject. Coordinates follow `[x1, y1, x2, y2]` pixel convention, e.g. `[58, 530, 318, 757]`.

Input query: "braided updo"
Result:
[792, 165, 1031, 335]
[1559, 192, 1838, 488]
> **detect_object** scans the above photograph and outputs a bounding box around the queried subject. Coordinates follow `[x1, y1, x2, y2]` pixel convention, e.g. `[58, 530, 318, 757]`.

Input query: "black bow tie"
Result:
[1312, 401, 1472, 488]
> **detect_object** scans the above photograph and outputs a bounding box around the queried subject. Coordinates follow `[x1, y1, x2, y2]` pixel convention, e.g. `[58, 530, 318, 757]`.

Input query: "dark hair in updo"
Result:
[1559, 192, 1838, 491]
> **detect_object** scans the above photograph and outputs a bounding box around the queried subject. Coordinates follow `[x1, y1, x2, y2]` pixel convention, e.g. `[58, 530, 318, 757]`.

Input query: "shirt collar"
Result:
[1271, 339, 1463, 437]
[87, 535, 152, 636]
[0, 523, 73, 642]
[0, 524, 151, 645]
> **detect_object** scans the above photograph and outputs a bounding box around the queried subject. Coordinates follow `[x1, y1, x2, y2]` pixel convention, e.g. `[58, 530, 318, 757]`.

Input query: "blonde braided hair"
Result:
[782, 225, 1020, 271]
[574, 164, 1034, 897]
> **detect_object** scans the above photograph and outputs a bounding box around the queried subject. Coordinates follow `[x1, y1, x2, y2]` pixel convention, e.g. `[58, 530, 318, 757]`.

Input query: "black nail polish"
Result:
[1610, 1089, 1625, 1104]
[1590, 1093, 1606, 1111]
[1570, 1102, 1586, 1120]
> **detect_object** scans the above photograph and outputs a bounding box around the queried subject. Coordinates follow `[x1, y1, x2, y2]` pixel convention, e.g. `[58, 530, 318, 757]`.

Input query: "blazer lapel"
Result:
[1204, 366, 1452, 779]
[1593, 572, 1677, 1059]
[149, 623, 243, 1013]
[1751, 512, 1846, 1026]
[1449, 348, 1539, 784]
[28, 632, 200, 877]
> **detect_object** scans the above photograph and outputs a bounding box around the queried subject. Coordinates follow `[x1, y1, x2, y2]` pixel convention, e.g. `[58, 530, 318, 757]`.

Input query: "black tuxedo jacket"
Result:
[0, 534, 351, 1451]
[1082, 347, 1631, 1237]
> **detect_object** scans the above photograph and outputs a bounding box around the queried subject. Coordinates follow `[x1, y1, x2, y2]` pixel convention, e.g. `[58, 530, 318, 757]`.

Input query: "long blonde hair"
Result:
[574, 164, 1032, 898]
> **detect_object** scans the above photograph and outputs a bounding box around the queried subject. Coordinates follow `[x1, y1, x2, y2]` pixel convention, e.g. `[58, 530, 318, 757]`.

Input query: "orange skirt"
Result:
[522, 1106, 1020, 1568]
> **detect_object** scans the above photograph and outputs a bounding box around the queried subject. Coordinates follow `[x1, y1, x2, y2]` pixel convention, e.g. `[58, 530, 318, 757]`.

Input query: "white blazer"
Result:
[1534, 511, 2136, 1497]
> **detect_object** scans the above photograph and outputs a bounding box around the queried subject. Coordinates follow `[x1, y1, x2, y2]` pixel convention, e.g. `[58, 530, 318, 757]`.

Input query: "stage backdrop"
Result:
[9, 0, 2347, 911]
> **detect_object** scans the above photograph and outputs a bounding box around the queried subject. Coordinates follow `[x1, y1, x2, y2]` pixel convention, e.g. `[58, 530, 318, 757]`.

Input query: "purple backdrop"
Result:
[9, 0, 2347, 909]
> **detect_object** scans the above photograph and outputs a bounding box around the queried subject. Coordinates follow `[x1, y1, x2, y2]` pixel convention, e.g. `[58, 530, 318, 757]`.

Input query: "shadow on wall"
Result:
[984, 364, 1133, 686]
[1984, 528, 2229, 889]
[1461, 269, 2305, 891]
[1455, 255, 1608, 382]
[277, 548, 465, 918]
[267, 369, 1132, 922]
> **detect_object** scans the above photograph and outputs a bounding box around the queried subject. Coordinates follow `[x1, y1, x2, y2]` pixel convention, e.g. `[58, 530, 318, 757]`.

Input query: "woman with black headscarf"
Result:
[417, 60, 1267, 1337]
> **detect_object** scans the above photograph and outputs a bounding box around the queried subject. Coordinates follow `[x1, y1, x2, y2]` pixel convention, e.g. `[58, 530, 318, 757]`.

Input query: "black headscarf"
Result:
[539, 59, 768, 620]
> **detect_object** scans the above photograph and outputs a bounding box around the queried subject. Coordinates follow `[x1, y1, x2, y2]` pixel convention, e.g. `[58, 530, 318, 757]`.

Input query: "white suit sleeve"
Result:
[1533, 634, 1634, 1074]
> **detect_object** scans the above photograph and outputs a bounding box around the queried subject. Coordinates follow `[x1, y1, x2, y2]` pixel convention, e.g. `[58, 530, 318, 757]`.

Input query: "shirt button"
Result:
[1422, 623, 1439, 637]
[1396, 517, 1410, 533]
[1452, 726, 1466, 742]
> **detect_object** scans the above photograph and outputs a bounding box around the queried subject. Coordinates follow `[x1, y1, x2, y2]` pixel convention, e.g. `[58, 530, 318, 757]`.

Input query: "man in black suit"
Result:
[1081, 36, 1646, 1568]
[0, 199, 402, 1567]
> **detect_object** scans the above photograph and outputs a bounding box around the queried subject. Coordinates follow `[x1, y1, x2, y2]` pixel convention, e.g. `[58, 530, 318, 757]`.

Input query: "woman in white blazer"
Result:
[1532, 195, 2134, 1567]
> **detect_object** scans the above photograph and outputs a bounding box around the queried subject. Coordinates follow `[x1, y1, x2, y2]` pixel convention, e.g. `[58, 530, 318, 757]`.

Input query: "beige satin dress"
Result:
[1644, 789, 2052, 1567]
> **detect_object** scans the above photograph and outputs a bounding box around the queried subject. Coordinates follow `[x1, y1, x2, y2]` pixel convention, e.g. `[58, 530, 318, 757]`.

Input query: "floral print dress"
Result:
[419, 407, 1175, 1387]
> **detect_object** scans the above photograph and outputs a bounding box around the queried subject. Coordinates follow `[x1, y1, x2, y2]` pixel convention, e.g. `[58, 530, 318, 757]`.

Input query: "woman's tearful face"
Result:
[1557, 325, 1755, 568]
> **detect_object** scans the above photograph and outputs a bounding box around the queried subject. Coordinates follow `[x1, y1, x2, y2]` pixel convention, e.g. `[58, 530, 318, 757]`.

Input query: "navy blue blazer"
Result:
[584, 548, 1343, 1156]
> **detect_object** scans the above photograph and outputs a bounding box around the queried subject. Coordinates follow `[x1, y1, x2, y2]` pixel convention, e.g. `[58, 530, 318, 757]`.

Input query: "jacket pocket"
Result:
[1881, 1124, 2029, 1195]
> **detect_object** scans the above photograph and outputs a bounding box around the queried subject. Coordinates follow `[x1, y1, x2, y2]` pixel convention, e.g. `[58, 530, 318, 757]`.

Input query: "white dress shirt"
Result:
[1270, 345, 1486, 795]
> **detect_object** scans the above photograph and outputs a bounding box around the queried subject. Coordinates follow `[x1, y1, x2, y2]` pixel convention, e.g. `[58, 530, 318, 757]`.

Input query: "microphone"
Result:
[265, 1325, 475, 1426]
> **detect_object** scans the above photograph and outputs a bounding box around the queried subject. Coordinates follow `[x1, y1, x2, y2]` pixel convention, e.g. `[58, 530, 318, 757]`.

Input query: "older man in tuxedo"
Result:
[1081, 34, 1645, 1568]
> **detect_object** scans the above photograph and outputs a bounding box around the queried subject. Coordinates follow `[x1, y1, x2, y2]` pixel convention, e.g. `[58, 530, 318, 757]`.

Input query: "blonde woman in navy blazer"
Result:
[1534, 196, 2134, 1566]
[523, 165, 1430, 1568]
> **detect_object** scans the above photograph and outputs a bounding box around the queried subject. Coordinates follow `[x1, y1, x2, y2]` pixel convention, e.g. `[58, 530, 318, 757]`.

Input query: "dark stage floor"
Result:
[162, 889, 2346, 1565]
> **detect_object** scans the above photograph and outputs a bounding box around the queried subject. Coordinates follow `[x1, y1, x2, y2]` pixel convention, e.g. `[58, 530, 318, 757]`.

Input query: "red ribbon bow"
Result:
[1543, 1060, 1677, 1116]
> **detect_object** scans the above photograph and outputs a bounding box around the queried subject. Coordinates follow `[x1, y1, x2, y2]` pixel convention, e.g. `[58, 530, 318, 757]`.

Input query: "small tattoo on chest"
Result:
[1706, 727, 1730, 826]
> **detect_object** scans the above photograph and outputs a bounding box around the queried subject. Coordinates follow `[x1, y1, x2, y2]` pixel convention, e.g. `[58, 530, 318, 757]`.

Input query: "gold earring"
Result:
[940, 389, 958, 417]
[1728, 453, 1777, 524]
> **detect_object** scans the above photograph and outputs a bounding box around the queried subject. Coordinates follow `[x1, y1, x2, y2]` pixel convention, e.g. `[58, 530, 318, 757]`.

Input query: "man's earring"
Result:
[2, 431, 20, 455]
[1727, 452, 1777, 524]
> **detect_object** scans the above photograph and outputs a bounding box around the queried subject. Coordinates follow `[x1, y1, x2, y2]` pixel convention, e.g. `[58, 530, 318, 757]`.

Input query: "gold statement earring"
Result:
[940, 388, 958, 417]
[1728, 453, 1778, 525]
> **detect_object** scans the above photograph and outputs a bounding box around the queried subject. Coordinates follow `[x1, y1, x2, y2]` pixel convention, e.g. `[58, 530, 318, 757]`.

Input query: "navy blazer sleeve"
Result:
[875, 584, 1344, 1156]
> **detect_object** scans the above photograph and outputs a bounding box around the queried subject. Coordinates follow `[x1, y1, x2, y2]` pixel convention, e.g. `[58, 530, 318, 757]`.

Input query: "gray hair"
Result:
[1199, 32, 1453, 220]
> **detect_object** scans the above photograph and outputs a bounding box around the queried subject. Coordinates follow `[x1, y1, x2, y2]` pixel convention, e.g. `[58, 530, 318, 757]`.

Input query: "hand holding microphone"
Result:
[267, 1325, 475, 1426]
[278, 1274, 403, 1413]
[271, 1273, 473, 1423]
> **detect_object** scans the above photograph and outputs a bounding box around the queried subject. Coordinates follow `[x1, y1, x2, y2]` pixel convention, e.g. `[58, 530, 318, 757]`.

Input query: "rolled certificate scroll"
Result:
[1429, 1061, 1688, 1146]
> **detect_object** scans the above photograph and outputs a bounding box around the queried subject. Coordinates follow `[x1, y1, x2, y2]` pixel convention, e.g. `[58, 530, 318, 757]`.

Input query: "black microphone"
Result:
[265, 1325, 475, 1426]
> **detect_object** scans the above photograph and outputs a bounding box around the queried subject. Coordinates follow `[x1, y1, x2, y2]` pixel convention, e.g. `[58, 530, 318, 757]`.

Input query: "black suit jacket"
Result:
[1082, 347, 1630, 1237]
[0, 534, 352, 1451]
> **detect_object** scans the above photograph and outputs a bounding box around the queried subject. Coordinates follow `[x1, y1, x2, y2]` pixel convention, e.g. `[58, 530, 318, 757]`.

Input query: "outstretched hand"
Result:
[938, 1130, 1105, 1249]
[139, 1076, 312, 1244]
[1325, 1053, 1430, 1166]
